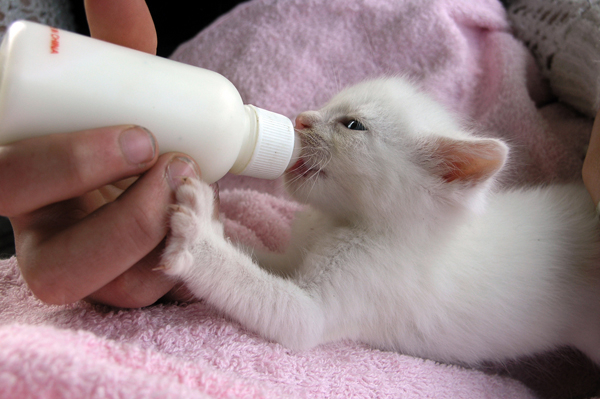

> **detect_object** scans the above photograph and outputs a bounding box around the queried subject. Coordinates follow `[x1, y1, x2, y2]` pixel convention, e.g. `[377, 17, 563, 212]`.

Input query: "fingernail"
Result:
[167, 156, 200, 190]
[120, 126, 156, 166]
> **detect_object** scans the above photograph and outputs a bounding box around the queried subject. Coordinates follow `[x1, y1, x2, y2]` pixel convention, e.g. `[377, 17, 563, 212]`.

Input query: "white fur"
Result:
[162, 77, 600, 366]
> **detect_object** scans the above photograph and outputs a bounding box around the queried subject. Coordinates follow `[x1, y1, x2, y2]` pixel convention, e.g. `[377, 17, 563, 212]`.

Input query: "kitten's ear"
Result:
[424, 136, 508, 185]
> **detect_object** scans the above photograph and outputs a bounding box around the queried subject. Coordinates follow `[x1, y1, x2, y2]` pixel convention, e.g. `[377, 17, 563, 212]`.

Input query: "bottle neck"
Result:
[231, 105, 298, 180]
[229, 105, 259, 175]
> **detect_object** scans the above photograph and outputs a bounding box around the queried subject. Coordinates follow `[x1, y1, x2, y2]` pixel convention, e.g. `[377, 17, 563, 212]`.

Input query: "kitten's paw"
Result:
[174, 178, 222, 232]
[161, 178, 223, 278]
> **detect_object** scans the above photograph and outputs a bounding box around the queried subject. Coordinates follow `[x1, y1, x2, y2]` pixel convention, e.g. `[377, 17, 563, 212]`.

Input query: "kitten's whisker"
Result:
[301, 149, 332, 200]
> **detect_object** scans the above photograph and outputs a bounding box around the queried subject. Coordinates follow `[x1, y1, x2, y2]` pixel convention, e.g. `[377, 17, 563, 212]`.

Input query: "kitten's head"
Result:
[285, 77, 508, 228]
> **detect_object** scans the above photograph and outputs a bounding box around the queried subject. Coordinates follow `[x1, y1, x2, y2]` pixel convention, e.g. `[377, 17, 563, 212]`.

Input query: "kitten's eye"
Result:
[345, 120, 367, 131]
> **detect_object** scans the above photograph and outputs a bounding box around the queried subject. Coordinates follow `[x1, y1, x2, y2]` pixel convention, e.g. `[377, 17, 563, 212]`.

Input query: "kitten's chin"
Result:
[284, 158, 328, 204]
[285, 158, 326, 179]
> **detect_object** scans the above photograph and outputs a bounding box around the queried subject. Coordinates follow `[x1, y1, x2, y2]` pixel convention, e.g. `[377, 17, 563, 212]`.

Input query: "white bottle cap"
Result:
[240, 105, 298, 180]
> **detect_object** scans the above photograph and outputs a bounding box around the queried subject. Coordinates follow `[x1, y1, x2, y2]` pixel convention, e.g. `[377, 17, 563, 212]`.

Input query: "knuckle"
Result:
[17, 238, 82, 305]
[20, 259, 74, 305]
[59, 132, 119, 191]
[122, 206, 160, 253]
[63, 140, 95, 189]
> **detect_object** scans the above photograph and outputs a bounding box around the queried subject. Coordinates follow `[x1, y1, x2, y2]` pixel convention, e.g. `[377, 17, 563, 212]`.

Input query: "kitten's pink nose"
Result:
[295, 111, 319, 129]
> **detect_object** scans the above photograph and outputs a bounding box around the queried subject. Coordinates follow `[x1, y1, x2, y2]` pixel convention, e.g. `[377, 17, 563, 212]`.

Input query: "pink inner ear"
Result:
[433, 137, 508, 184]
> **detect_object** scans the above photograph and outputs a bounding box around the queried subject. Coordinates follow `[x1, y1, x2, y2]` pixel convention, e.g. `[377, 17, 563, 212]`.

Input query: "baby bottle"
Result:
[0, 21, 298, 183]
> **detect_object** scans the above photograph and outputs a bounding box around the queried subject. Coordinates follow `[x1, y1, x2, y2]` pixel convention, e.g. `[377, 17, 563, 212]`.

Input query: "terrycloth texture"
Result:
[1, 0, 599, 398]
[0, 256, 542, 398]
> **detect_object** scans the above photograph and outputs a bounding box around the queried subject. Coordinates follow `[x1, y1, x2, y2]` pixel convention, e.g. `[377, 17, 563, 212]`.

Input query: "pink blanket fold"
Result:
[1, 0, 599, 398]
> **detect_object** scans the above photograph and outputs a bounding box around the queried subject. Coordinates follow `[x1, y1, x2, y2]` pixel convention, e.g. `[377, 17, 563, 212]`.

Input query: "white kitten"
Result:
[162, 77, 600, 366]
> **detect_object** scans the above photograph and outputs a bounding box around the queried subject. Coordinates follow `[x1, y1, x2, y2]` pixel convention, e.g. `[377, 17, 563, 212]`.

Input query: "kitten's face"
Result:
[285, 78, 434, 223]
[284, 78, 508, 225]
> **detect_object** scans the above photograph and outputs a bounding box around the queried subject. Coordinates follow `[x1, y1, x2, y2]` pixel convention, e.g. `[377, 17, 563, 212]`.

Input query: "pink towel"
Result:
[0, 257, 538, 398]
[1, 0, 599, 398]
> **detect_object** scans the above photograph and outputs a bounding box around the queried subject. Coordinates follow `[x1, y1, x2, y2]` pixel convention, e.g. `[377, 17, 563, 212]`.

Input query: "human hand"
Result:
[0, 0, 199, 307]
[582, 108, 600, 208]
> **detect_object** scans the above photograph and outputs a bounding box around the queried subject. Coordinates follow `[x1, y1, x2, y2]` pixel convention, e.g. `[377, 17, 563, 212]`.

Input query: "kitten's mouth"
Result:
[287, 157, 326, 179]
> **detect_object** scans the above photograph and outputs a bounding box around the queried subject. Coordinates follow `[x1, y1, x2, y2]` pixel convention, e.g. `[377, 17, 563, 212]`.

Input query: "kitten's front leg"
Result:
[162, 178, 325, 350]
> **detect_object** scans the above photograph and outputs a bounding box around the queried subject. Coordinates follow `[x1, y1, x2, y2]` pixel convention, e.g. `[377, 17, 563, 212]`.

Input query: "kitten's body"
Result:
[163, 78, 600, 366]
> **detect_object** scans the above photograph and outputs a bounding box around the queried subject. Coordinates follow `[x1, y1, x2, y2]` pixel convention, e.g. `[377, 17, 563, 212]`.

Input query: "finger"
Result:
[583, 108, 600, 205]
[161, 283, 198, 304]
[84, 0, 157, 54]
[16, 154, 200, 305]
[85, 241, 177, 308]
[0, 125, 157, 217]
